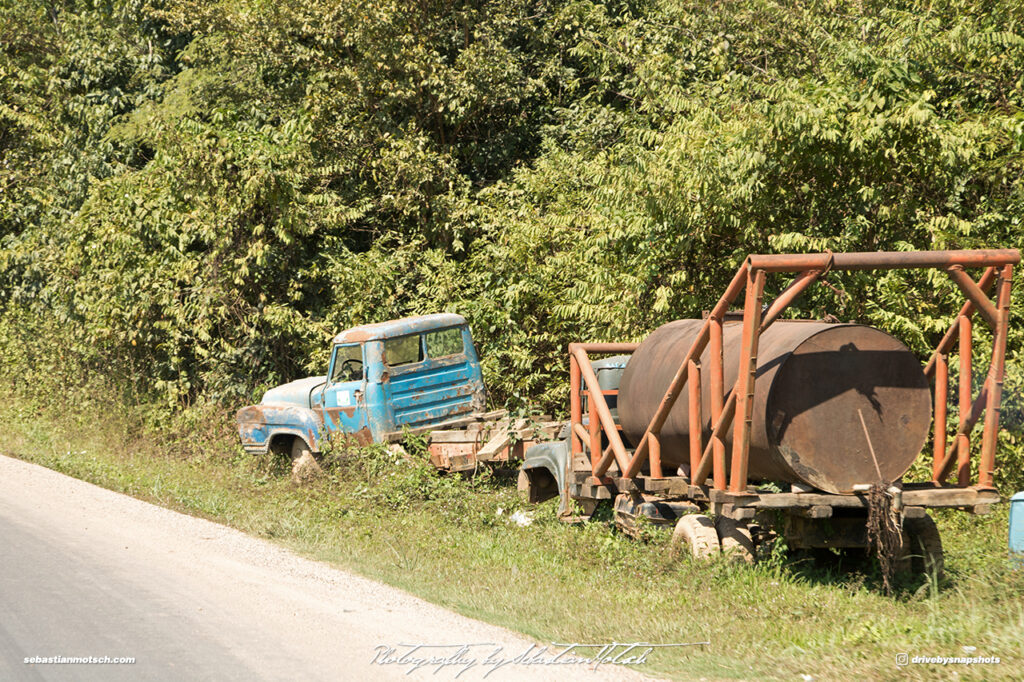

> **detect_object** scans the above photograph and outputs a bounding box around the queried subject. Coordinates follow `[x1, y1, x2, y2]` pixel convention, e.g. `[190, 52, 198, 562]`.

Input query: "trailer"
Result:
[519, 248, 1018, 576]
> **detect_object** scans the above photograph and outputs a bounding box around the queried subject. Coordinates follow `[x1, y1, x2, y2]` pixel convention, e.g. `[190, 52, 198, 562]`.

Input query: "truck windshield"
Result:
[330, 344, 364, 382]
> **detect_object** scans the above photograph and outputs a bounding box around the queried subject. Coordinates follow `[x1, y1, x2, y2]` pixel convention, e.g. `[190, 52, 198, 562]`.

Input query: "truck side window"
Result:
[330, 344, 364, 382]
[425, 327, 464, 358]
[384, 334, 423, 366]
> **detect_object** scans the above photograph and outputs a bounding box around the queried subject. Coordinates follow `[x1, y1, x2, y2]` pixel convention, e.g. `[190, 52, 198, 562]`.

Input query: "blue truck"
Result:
[236, 314, 492, 466]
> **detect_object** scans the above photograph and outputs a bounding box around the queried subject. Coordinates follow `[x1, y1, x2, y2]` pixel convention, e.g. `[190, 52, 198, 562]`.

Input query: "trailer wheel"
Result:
[715, 517, 755, 564]
[671, 515, 721, 561]
[897, 515, 944, 581]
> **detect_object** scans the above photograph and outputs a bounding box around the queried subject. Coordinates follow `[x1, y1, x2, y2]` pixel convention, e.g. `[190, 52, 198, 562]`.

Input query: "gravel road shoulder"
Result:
[0, 454, 659, 681]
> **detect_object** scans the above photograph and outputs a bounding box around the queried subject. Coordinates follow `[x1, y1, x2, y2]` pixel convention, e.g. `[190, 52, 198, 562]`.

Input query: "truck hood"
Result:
[260, 376, 327, 408]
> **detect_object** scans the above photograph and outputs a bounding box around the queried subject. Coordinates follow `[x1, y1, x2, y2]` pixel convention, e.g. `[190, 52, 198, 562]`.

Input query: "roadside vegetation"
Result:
[2, 368, 1022, 680]
[3, 1, 1024, 679]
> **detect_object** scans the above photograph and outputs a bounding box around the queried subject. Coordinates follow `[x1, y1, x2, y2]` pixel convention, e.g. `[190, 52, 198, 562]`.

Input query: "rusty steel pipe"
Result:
[626, 264, 749, 477]
[747, 249, 1020, 273]
[594, 444, 615, 479]
[687, 360, 702, 479]
[759, 269, 823, 334]
[619, 319, 933, 494]
[978, 264, 1013, 489]
[588, 393, 601, 472]
[709, 317, 726, 490]
[692, 391, 737, 487]
[947, 266, 999, 330]
[925, 267, 997, 376]
[730, 268, 766, 493]
[573, 421, 591, 447]
[934, 384, 989, 482]
[957, 315, 972, 487]
[571, 346, 631, 476]
[570, 353, 582, 459]
[575, 342, 641, 353]
[931, 353, 948, 481]
[649, 434, 663, 479]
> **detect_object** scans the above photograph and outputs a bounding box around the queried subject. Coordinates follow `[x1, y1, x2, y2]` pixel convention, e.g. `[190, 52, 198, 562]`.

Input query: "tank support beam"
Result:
[730, 267, 766, 493]
[946, 265, 999, 330]
[957, 315, 972, 487]
[568, 343, 638, 479]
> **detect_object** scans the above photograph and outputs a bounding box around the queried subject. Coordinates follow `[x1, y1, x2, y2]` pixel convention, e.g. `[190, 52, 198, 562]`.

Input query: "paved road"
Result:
[0, 455, 655, 681]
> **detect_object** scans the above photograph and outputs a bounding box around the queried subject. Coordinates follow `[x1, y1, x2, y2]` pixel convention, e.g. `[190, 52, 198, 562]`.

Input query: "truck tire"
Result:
[290, 437, 323, 485]
[671, 514, 721, 561]
[716, 516, 755, 564]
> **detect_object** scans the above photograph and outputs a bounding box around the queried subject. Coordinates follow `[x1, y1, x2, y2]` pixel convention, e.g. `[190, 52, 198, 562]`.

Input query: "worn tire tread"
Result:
[672, 514, 721, 561]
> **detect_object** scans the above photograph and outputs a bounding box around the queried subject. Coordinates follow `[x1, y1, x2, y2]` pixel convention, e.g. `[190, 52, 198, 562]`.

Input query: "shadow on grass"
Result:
[781, 547, 946, 599]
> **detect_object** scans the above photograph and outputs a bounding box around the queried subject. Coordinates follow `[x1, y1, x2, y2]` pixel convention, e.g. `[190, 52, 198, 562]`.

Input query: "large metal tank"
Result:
[618, 320, 932, 494]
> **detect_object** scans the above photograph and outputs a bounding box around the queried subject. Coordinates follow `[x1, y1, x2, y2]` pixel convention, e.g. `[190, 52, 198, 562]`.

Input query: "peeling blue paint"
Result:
[236, 315, 487, 453]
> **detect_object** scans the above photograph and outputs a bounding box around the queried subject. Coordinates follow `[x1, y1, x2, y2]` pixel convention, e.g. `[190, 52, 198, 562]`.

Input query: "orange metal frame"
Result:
[569, 249, 1020, 493]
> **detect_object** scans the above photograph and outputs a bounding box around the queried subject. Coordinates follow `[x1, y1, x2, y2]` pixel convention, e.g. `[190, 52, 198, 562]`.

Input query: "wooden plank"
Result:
[792, 505, 833, 519]
[640, 476, 685, 493]
[720, 504, 757, 520]
[627, 479, 1001, 512]
[710, 489, 761, 505]
[429, 430, 489, 443]
[384, 416, 481, 441]
[446, 454, 479, 472]
[721, 487, 1001, 510]
[434, 420, 560, 445]
[748, 493, 868, 509]
[686, 485, 710, 501]
[475, 431, 512, 461]
[580, 482, 614, 500]
[616, 478, 640, 493]
[902, 488, 1000, 507]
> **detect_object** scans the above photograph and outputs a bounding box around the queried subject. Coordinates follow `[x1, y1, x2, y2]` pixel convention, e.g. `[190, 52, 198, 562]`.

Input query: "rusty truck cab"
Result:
[236, 313, 486, 456]
[314, 313, 487, 443]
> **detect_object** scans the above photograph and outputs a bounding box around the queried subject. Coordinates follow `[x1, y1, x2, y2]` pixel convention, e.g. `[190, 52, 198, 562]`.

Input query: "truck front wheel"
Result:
[290, 437, 323, 484]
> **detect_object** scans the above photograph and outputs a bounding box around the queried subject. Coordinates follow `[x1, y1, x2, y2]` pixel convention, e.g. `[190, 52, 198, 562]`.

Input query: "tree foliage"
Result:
[2, 0, 1024, 484]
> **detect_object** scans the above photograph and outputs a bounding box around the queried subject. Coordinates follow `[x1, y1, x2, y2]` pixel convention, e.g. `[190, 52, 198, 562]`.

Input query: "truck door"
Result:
[320, 343, 369, 442]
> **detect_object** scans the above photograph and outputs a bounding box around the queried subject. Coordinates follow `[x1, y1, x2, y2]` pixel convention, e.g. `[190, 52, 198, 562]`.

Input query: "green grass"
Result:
[1, 383, 1022, 681]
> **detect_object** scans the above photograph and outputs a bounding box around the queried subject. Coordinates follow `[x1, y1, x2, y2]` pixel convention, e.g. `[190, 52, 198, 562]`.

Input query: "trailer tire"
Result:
[897, 515, 944, 581]
[716, 517, 755, 564]
[671, 515, 721, 561]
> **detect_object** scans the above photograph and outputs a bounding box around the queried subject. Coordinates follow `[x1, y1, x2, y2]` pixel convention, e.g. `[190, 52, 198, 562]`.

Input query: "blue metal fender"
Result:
[236, 405, 322, 455]
[520, 439, 571, 516]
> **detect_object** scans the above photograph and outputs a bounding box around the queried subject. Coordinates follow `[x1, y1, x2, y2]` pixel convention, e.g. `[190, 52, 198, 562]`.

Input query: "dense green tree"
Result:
[2, 0, 1024, 484]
